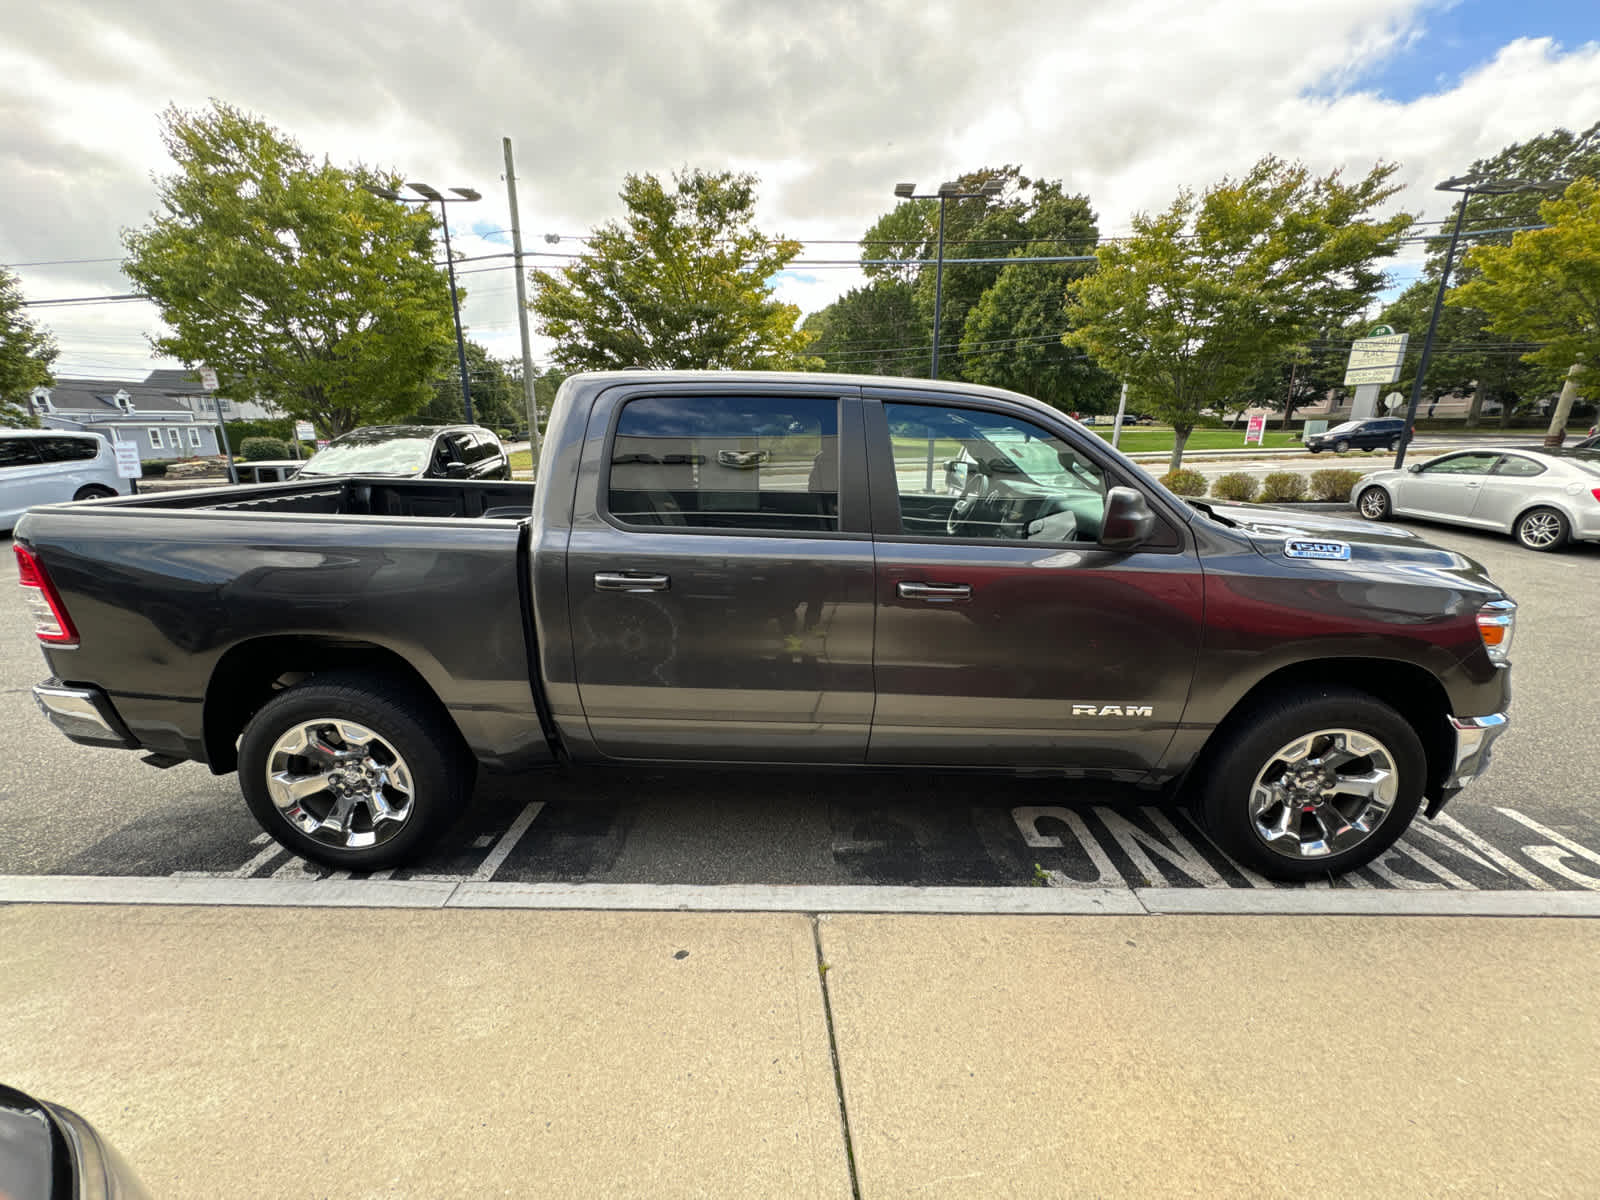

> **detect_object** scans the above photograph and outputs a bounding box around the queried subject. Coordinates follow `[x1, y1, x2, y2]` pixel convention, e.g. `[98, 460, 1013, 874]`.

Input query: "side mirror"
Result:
[1408, 463, 1423, 474]
[443, 460, 468, 478]
[1099, 486, 1156, 550]
[943, 460, 968, 492]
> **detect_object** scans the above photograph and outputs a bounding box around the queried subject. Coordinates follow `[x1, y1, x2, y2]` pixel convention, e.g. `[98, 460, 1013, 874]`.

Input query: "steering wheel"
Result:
[946, 469, 989, 536]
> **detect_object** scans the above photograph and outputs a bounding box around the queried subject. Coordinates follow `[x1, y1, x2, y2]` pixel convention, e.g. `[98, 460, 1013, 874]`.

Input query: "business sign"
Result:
[198, 367, 219, 391]
[1245, 412, 1267, 445]
[294, 421, 315, 442]
[1343, 332, 1409, 386]
[112, 441, 143, 479]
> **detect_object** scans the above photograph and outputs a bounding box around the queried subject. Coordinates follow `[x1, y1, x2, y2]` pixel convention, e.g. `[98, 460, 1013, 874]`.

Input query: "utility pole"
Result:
[502, 137, 543, 467]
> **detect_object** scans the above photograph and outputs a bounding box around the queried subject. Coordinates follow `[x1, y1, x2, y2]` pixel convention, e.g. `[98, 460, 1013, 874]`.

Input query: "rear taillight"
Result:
[14, 544, 78, 646]
[1475, 598, 1516, 666]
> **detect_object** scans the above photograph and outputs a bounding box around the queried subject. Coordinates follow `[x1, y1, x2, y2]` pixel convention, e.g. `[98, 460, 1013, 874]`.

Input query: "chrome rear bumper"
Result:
[33, 681, 138, 749]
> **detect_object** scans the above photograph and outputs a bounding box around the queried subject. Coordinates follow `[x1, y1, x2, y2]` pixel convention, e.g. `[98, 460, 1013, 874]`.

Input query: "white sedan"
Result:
[1350, 447, 1600, 551]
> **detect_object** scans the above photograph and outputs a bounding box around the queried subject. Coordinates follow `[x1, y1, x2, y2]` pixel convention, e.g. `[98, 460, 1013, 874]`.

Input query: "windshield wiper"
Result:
[1186, 498, 1239, 527]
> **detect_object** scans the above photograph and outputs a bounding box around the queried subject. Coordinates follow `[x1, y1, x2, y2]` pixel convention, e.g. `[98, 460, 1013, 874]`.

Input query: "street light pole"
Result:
[894, 179, 1004, 379]
[363, 181, 481, 424]
[1394, 173, 1569, 469]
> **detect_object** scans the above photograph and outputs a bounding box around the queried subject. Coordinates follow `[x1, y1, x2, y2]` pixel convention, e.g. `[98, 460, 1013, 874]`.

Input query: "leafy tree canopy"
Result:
[530, 169, 816, 371]
[1065, 155, 1412, 469]
[122, 101, 457, 436]
[1, 267, 56, 427]
[1451, 176, 1600, 398]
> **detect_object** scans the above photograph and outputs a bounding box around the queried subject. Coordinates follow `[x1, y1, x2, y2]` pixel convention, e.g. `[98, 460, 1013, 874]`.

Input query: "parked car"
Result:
[1305, 418, 1411, 454]
[0, 430, 129, 534]
[0, 1081, 149, 1198]
[235, 459, 303, 484]
[1352, 447, 1600, 551]
[1566, 433, 1600, 457]
[296, 425, 510, 481]
[17, 371, 1514, 882]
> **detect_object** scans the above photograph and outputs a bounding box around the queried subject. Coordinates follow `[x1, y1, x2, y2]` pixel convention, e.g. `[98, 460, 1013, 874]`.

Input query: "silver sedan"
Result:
[1350, 447, 1600, 551]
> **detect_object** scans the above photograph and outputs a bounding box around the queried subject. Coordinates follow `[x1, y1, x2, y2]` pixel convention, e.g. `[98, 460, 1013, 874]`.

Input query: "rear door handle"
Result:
[595, 572, 670, 592]
[897, 581, 972, 602]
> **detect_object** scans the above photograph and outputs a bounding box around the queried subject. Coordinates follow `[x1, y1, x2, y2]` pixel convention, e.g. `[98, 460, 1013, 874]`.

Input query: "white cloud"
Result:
[3, 0, 1596, 381]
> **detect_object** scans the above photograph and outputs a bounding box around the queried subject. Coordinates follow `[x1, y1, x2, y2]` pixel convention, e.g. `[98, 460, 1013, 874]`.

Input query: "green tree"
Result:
[1450, 176, 1600, 442]
[1231, 332, 1352, 429]
[1065, 156, 1412, 470]
[959, 182, 1117, 413]
[802, 279, 925, 375]
[122, 101, 456, 436]
[1, 267, 56, 427]
[1377, 124, 1600, 429]
[415, 340, 523, 429]
[530, 169, 816, 371]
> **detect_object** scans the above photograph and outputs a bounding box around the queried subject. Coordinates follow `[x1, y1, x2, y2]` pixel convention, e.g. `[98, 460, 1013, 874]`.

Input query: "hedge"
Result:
[1310, 468, 1365, 501]
[238, 436, 291, 461]
[1258, 472, 1307, 503]
[1159, 468, 1207, 496]
[1211, 472, 1258, 502]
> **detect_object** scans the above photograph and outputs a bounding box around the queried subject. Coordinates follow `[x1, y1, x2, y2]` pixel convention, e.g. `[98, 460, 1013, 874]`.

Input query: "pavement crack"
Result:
[811, 915, 862, 1200]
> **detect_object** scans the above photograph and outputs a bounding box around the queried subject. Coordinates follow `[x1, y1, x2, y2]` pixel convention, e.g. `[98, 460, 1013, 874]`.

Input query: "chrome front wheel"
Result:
[1247, 729, 1398, 861]
[1357, 486, 1391, 521]
[265, 719, 416, 851]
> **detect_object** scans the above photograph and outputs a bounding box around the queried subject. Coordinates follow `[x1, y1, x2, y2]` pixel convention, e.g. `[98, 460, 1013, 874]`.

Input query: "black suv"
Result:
[1306, 418, 1411, 454]
[297, 425, 511, 481]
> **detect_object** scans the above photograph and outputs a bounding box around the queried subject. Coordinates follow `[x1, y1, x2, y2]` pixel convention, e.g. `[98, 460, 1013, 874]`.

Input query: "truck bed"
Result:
[15, 477, 551, 774]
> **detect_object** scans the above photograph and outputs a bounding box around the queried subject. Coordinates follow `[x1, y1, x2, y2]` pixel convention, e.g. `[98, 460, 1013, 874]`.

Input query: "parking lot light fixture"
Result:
[1393, 174, 1570, 469]
[362, 180, 481, 424]
[893, 179, 1006, 378]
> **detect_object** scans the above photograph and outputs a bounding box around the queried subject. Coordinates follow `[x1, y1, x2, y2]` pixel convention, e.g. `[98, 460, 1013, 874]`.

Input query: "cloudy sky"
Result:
[3, 0, 1596, 383]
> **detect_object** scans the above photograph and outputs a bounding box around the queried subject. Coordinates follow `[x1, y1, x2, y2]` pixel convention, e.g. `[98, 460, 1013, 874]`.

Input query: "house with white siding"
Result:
[28, 378, 220, 461]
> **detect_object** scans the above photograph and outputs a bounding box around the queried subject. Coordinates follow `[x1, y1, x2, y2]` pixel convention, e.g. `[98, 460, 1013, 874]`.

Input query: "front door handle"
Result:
[897, 581, 972, 602]
[595, 572, 670, 593]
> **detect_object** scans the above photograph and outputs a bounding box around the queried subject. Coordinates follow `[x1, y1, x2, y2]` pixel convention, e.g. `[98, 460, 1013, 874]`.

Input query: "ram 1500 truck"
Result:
[14, 371, 1514, 881]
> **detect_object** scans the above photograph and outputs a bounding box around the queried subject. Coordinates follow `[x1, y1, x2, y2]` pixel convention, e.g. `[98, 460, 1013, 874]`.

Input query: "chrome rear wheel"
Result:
[265, 719, 415, 851]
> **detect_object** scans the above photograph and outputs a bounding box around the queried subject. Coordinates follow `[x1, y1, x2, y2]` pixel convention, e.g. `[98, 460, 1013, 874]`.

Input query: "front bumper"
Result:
[1446, 712, 1509, 790]
[33, 681, 139, 749]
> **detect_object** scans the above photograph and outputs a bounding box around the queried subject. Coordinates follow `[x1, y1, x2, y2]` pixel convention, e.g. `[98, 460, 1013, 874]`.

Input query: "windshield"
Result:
[1326, 421, 1361, 434]
[983, 431, 1103, 492]
[300, 435, 433, 476]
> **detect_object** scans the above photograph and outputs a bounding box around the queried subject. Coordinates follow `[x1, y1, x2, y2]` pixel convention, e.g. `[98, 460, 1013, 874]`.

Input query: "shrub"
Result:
[220, 418, 297, 442]
[1310, 468, 1365, 502]
[1159, 468, 1207, 496]
[1211, 472, 1258, 502]
[1258, 472, 1307, 503]
[238, 436, 290, 461]
[140, 460, 169, 477]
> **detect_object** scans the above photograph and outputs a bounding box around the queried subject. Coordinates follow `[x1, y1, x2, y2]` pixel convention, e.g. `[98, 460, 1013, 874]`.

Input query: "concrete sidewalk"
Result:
[3, 906, 1597, 1198]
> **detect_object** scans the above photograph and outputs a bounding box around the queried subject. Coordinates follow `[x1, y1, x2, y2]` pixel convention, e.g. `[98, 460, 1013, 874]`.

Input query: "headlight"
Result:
[1476, 598, 1516, 665]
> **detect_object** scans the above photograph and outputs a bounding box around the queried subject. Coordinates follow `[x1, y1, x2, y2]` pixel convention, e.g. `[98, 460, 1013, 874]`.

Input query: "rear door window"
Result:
[0, 438, 43, 469]
[607, 395, 839, 532]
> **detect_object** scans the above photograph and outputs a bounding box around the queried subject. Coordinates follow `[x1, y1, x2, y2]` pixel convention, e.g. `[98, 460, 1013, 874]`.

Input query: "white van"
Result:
[0, 430, 130, 534]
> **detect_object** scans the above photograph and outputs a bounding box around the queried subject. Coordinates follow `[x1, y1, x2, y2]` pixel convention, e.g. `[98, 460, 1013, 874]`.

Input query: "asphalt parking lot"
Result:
[2, 518, 1597, 896]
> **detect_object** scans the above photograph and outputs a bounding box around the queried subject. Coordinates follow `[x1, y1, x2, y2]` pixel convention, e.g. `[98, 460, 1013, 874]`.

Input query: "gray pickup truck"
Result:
[15, 371, 1514, 880]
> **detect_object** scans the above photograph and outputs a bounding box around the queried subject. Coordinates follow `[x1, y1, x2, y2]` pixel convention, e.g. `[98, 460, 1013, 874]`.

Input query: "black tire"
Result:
[73, 484, 117, 501]
[1195, 686, 1425, 881]
[237, 671, 473, 870]
[1514, 506, 1568, 552]
[1356, 486, 1391, 521]
[1308, 445, 1322, 454]
[1334, 439, 1350, 453]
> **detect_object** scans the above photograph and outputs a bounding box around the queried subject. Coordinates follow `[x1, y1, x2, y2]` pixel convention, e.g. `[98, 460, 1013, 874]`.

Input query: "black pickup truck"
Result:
[14, 371, 1514, 881]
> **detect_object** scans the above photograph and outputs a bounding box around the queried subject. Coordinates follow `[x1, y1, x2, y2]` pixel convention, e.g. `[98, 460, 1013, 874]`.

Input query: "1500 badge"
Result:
[1284, 539, 1352, 561]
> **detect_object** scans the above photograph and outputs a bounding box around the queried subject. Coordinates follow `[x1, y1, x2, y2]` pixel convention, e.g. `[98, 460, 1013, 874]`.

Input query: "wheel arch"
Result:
[1182, 657, 1455, 806]
[202, 635, 465, 774]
